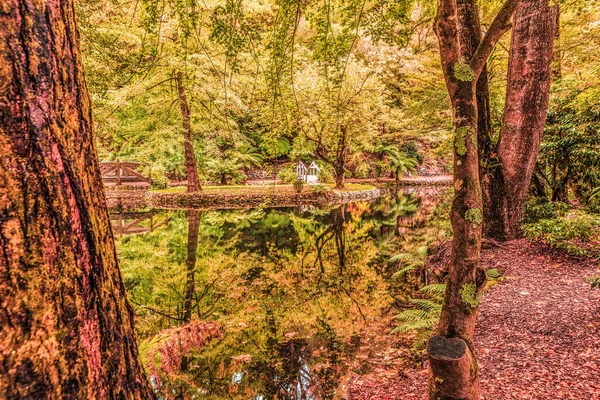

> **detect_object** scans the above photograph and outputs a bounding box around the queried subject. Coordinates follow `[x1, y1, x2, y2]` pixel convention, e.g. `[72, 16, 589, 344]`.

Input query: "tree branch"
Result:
[470, 0, 521, 79]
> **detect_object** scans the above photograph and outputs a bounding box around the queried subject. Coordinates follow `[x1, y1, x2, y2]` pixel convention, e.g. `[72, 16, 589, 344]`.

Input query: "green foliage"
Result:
[276, 163, 297, 184]
[588, 187, 600, 213]
[401, 141, 424, 164]
[293, 179, 305, 192]
[206, 157, 246, 184]
[393, 283, 444, 350]
[393, 268, 503, 350]
[524, 197, 570, 224]
[390, 246, 427, 280]
[536, 82, 600, 202]
[486, 268, 502, 280]
[523, 210, 600, 257]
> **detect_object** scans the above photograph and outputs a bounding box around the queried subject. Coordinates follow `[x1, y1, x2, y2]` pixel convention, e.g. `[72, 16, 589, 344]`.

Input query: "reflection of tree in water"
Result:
[117, 192, 446, 398]
[314, 206, 347, 273]
[248, 311, 359, 400]
[370, 190, 420, 238]
[181, 210, 200, 372]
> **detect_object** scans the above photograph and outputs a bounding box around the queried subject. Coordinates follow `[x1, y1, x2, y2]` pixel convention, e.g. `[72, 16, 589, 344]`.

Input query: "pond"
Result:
[112, 188, 449, 399]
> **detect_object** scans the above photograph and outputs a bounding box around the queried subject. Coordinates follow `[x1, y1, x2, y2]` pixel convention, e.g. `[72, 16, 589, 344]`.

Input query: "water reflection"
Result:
[110, 210, 168, 237]
[113, 189, 448, 399]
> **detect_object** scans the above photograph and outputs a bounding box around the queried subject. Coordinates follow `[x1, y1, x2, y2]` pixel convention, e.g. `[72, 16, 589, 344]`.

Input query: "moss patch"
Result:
[455, 126, 474, 156]
[454, 61, 475, 82]
[461, 283, 480, 309]
[465, 208, 483, 226]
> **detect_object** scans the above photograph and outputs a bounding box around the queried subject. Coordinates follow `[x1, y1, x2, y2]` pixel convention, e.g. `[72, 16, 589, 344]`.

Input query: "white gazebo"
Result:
[296, 160, 321, 184]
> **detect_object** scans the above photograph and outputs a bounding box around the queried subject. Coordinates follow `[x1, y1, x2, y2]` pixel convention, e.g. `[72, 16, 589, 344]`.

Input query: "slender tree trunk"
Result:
[334, 126, 348, 189]
[0, 1, 154, 398]
[429, 0, 519, 397]
[552, 7, 562, 80]
[176, 71, 201, 192]
[484, 0, 558, 240]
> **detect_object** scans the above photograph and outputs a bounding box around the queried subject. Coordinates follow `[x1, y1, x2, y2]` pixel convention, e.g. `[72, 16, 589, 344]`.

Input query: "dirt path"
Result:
[347, 240, 600, 400]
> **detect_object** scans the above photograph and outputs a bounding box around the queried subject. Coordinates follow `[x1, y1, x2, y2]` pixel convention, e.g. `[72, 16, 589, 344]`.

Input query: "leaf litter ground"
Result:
[346, 239, 600, 400]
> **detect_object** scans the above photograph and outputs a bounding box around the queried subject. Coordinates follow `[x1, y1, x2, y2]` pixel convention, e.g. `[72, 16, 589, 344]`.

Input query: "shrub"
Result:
[277, 163, 298, 184]
[353, 162, 371, 179]
[524, 197, 570, 223]
[401, 141, 424, 164]
[311, 184, 329, 194]
[149, 165, 170, 189]
[293, 179, 304, 193]
[523, 210, 600, 257]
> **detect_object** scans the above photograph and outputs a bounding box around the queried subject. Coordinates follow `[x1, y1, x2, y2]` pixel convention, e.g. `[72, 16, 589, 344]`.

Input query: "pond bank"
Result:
[105, 185, 382, 210]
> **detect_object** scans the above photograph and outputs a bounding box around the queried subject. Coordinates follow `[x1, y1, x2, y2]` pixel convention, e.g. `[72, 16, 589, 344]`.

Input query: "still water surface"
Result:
[112, 188, 448, 399]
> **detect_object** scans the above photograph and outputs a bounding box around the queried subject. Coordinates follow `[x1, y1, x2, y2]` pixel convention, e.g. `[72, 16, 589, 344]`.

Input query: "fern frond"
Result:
[413, 330, 435, 350]
[390, 266, 416, 280]
[419, 283, 446, 297]
[394, 318, 438, 333]
[409, 298, 443, 312]
[394, 308, 431, 323]
[389, 253, 416, 263]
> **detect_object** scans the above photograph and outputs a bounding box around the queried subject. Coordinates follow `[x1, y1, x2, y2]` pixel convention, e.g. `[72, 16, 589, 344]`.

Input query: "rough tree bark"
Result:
[429, 0, 519, 397]
[176, 71, 202, 192]
[482, 0, 558, 240]
[0, 1, 155, 398]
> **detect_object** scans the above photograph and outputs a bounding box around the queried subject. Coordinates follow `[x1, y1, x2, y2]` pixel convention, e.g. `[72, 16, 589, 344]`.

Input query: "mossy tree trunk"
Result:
[480, 0, 558, 241]
[0, 0, 155, 398]
[176, 71, 202, 193]
[430, 0, 519, 397]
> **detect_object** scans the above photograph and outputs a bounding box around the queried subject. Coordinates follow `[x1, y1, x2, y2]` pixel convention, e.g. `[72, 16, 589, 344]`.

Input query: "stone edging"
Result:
[106, 187, 381, 210]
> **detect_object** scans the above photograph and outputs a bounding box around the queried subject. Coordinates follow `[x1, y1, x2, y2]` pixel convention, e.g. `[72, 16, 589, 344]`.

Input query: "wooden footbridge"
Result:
[100, 161, 151, 186]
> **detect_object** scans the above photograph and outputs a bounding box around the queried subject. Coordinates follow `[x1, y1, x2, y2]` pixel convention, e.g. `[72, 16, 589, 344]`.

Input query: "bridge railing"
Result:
[100, 160, 151, 185]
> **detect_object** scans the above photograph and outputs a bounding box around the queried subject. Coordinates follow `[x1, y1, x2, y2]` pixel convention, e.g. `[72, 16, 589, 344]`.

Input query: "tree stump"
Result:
[427, 335, 479, 400]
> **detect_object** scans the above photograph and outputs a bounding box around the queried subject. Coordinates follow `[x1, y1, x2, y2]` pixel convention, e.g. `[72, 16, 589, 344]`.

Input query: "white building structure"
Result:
[296, 160, 321, 184]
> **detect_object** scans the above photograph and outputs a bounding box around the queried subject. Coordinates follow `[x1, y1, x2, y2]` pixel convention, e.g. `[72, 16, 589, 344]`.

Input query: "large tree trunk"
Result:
[429, 0, 519, 397]
[0, 1, 155, 398]
[478, 67, 509, 240]
[484, 0, 558, 240]
[176, 71, 202, 193]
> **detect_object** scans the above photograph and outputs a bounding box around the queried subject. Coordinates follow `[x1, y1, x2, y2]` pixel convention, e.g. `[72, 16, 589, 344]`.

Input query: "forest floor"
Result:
[346, 239, 600, 400]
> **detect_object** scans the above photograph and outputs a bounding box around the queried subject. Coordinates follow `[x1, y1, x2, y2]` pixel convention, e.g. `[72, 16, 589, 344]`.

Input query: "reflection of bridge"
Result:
[101, 161, 151, 186]
[110, 211, 168, 237]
